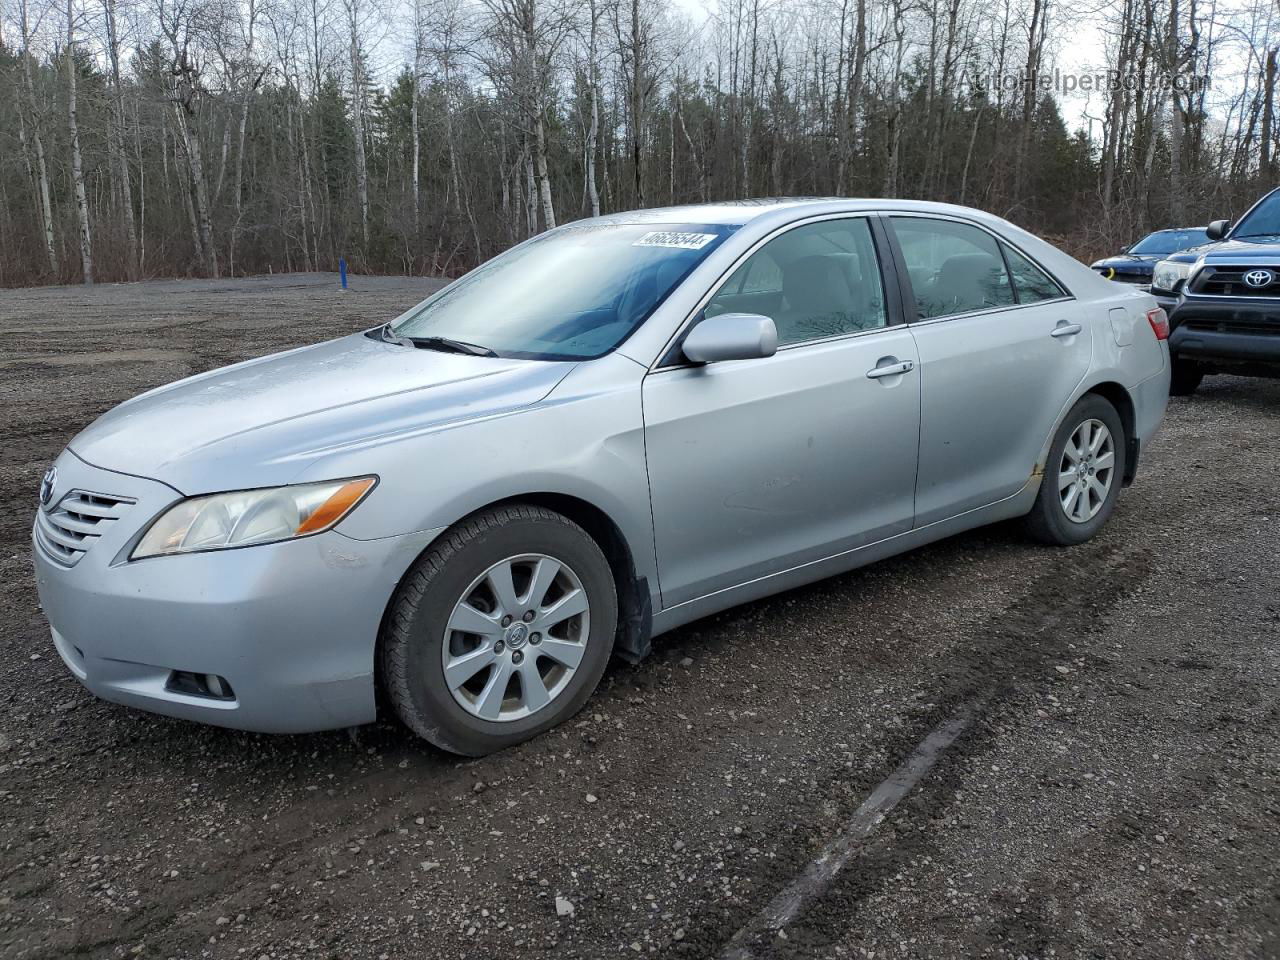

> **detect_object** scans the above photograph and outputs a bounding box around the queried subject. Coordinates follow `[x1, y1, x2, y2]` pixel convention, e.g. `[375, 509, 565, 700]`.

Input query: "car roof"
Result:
[593, 197, 1020, 228]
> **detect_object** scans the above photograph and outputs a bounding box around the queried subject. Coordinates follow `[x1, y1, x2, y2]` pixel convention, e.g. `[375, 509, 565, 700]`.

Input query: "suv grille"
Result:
[1188, 266, 1280, 297]
[1182, 318, 1280, 337]
[35, 491, 134, 567]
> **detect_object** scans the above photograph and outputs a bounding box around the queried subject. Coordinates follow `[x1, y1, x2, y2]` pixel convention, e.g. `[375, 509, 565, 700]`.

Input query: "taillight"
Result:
[1146, 308, 1169, 340]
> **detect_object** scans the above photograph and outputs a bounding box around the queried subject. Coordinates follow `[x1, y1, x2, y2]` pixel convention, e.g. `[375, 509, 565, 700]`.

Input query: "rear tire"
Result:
[380, 504, 617, 756]
[1024, 394, 1126, 546]
[1169, 357, 1203, 396]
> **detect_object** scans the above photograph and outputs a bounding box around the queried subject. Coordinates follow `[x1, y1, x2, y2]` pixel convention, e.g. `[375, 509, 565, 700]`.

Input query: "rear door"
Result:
[885, 215, 1092, 526]
[642, 215, 921, 608]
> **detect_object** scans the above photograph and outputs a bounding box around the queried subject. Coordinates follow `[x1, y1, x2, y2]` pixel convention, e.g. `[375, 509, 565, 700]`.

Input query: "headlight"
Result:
[132, 477, 376, 559]
[1152, 259, 1193, 293]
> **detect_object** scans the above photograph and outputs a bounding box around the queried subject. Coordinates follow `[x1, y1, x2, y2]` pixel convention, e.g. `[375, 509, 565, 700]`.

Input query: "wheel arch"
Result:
[1081, 380, 1139, 485]
[374, 492, 654, 706]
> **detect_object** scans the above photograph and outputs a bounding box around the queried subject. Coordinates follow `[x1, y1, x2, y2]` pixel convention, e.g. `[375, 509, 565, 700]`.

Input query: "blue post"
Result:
[339, 258, 348, 290]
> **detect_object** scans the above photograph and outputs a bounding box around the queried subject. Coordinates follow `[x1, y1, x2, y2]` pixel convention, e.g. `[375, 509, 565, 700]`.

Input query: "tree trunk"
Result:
[103, 0, 137, 277]
[534, 112, 556, 229]
[19, 3, 58, 277]
[586, 0, 601, 217]
[349, 24, 371, 247]
[411, 0, 423, 241]
[174, 101, 218, 277]
[67, 0, 94, 284]
[1262, 48, 1277, 182]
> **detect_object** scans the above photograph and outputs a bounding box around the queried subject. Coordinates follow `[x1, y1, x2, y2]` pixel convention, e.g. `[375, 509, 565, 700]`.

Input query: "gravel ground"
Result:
[0, 274, 1276, 960]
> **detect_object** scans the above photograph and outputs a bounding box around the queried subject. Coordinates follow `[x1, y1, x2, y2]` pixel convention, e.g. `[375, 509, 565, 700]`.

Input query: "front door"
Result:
[642, 216, 921, 609]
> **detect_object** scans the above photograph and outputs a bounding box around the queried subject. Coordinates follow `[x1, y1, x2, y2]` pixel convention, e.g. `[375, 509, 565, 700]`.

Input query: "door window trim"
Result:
[651, 212, 907, 371]
[880, 212, 1075, 328]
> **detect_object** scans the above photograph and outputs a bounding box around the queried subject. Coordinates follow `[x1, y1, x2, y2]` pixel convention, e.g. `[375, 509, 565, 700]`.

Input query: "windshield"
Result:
[390, 222, 735, 360]
[1231, 191, 1280, 238]
[1128, 229, 1209, 255]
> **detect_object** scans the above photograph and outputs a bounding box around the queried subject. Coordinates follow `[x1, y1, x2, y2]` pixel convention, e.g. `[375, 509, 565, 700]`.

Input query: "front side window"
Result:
[704, 218, 887, 345]
[391, 222, 734, 360]
[891, 217, 1015, 320]
[1002, 243, 1066, 304]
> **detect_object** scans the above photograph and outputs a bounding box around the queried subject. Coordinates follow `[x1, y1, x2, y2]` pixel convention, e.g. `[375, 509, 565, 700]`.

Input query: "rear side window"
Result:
[705, 217, 887, 346]
[1002, 243, 1066, 303]
[890, 217, 1015, 319]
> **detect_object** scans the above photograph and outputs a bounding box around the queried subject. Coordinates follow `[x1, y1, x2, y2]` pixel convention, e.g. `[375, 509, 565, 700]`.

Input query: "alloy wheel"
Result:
[441, 553, 590, 722]
[1057, 418, 1116, 524]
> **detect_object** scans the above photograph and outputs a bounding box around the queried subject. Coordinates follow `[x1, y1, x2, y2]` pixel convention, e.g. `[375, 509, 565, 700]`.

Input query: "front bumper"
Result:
[1168, 299, 1280, 366]
[32, 450, 437, 734]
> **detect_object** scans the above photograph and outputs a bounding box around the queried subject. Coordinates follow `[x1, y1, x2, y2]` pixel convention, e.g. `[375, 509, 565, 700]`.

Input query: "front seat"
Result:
[778, 254, 855, 343]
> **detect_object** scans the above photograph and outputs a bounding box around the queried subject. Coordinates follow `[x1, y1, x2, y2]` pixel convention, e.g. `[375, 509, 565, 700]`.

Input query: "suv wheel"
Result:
[1169, 357, 1203, 396]
[380, 504, 617, 755]
[1025, 394, 1126, 546]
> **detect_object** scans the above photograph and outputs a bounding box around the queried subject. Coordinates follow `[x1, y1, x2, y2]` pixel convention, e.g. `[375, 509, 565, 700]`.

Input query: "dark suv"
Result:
[1151, 187, 1280, 394]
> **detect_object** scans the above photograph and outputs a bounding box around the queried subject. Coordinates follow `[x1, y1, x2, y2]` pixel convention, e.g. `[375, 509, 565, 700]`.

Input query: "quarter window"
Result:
[891, 217, 1015, 319]
[1002, 243, 1065, 303]
[704, 218, 887, 345]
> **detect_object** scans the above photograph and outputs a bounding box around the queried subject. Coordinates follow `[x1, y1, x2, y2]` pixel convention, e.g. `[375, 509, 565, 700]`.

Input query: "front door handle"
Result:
[866, 359, 915, 379]
[1050, 321, 1083, 338]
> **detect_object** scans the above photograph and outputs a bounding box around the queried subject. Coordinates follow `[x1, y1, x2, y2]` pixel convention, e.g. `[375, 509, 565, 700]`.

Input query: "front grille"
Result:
[1099, 268, 1150, 285]
[1188, 266, 1280, 297]
[35, 491, 134, 567]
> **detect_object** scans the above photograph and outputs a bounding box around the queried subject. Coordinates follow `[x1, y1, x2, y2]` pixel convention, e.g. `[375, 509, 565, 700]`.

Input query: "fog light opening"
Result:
[167, 670, 236, 701]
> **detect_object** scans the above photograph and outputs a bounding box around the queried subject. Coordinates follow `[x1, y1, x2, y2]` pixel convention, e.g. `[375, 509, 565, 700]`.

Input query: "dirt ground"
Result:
[0, 273, 1277, 960]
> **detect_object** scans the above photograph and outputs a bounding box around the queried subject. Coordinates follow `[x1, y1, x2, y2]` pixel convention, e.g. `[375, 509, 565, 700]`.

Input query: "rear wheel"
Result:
[1169, 357, 1203, 396]
[1024, 394, 1126, 546]
[380, 504, 617, 755]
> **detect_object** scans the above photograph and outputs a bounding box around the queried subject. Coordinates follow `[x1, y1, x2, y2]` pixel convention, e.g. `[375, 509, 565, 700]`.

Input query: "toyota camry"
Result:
[32, 199, 1170, 755]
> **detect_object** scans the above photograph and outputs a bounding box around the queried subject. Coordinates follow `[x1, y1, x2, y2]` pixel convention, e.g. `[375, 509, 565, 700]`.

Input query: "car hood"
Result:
[1091, 254, 1160, 270]
[69, 332, 576, 494]
[1197, 237, 1280, 263]
[1160, 240, 1225, 264]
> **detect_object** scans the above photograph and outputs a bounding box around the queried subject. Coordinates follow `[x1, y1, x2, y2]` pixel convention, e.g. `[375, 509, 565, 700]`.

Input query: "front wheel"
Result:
[1024, 395, 1126, 546]
[380, 505, 617, 755]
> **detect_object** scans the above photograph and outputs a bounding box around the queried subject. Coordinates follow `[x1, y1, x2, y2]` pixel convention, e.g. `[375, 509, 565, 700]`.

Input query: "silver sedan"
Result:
[32, 199, 1170, 755]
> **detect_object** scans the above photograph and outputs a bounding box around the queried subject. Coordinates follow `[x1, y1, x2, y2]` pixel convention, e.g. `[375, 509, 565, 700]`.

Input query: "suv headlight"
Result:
[132, 477, 376, 559]
[1152, 259, 1193, 293]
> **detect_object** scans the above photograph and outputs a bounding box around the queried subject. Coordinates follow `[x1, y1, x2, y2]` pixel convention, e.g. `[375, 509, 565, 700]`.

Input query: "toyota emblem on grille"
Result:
[39, 466, 57, 507]
[1243, 268, 1274, 288]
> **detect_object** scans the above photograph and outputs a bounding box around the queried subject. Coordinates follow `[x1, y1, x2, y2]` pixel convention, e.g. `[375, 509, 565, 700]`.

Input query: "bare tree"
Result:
[16, 0, 58, 275]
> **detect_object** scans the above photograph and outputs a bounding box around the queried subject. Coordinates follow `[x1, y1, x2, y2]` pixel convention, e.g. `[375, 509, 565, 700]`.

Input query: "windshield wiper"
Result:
[404, 334, 499, 357]
[379, 323, 498, 357]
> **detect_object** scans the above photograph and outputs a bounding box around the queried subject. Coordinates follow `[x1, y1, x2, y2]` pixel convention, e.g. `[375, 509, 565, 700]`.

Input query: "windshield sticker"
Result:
[632, 231, 717, 250]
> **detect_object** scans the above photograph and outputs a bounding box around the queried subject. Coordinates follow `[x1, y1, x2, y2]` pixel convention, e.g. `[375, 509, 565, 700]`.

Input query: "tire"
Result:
[380, 504, 617, 756]
[1024, 394, 1127, 546]
[1169, 357, 1203, 396]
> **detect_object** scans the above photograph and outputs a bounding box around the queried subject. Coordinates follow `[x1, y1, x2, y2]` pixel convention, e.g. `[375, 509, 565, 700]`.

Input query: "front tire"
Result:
[380, 504, 617, 756]
[1169, 357, 1203, 396]
[1024, 394, 1126, 546]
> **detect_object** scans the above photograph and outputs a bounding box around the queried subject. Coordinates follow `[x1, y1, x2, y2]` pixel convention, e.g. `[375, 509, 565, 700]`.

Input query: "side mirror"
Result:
[682, 313, 778, 364]
[1206, 219, 1231, 241]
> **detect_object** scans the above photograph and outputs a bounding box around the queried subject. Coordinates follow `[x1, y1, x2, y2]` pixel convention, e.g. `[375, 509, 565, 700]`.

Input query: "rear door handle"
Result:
[1050, 322, 1083, 338]
[866, 359, 915, 379]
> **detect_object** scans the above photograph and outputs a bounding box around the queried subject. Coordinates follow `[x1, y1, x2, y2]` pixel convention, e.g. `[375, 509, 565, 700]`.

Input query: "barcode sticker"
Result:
[632, 231, 717, 250]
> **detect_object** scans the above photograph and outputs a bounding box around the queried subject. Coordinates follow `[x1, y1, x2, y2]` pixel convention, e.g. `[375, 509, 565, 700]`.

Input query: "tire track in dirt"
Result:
[661, 530, 1156, 958]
